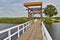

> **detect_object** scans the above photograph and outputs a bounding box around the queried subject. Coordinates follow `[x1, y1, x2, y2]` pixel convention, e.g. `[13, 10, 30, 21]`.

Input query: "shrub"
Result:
[44, 18, 53, 24]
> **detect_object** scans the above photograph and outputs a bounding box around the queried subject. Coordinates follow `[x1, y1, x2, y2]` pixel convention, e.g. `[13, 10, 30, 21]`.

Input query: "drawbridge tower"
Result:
[24, 2, 43, 19]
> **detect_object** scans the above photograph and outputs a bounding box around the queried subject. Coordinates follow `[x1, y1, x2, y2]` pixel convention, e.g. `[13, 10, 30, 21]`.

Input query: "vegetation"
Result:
[44, 18, 53, 24]
[34, 17, 40, 19]
[54, 17, 60, 19]
[0, 17, 33, 24]
[43, 5, 58, 36]
[44, 5, 58, 18]
[43, 5, 58, 24]
[53, 17, 60, 22]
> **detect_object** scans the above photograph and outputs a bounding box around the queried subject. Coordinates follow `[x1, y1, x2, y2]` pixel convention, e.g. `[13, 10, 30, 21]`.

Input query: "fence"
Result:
[42, 22, 53, 40]
[0, 20, 33, 40]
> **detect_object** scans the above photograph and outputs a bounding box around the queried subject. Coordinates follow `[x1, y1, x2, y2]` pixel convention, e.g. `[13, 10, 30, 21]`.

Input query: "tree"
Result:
[44, 5, 58, 18]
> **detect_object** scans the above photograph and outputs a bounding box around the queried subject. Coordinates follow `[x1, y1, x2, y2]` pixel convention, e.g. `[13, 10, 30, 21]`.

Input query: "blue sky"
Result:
[0, 0, 60, 17]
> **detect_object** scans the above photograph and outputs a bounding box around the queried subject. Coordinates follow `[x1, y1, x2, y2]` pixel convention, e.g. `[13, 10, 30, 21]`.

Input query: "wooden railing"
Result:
[42, 22, 53, 40]
[0, 20, 33, 40]
[0, 19, 53, 40]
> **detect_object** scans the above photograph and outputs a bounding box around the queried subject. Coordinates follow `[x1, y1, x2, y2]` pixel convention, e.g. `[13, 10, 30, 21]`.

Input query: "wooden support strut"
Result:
[40, 6, 43, 21]
[28, 7, 32, 18]
[24, 2, 43, 18]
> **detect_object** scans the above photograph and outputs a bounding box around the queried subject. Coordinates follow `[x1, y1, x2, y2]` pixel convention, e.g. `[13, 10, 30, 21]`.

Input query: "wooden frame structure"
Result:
[24, 2, 43, 18]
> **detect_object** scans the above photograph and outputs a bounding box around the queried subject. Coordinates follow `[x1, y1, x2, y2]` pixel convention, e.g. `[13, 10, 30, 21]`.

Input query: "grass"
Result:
[43, 17, 60, 23]
[53, 17, 60, 22]
[0, 17, 33, 24]
[43, 18, 53, 24]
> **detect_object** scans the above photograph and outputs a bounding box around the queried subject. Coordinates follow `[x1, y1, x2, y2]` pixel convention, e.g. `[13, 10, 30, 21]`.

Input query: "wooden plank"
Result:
[18, 19, 43, 40]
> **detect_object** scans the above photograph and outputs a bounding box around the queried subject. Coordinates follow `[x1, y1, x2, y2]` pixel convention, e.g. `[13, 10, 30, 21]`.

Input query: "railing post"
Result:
[26, 23, 28, 30]
[23, 24, 24, 34]
[8, 30, 11, 40]
[18, 26, 19, 38]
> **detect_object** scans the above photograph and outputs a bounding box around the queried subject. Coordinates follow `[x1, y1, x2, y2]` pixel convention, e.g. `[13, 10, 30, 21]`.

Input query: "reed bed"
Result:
[0, 17, 33, 24]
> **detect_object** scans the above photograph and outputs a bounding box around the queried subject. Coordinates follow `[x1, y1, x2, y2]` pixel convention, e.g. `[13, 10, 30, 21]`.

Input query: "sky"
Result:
[0, 0, 60, 17]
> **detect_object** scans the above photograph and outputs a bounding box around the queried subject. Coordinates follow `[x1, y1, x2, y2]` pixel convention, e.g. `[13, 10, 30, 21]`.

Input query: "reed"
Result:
[0, 17, 33, 24]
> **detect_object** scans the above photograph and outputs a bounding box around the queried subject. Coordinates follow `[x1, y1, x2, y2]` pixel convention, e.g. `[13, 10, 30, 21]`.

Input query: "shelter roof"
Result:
[24, 2, 42, 7]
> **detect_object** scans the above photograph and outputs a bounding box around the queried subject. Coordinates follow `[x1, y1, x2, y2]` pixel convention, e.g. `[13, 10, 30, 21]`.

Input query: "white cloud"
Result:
[0, 0, 60, 17]
[26, 0, 42, 2]
[0, 0, 13, 3]
[0, 2, 27, 17]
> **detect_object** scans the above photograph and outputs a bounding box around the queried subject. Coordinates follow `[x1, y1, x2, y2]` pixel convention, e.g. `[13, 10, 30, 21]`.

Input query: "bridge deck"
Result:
[18, 19, 43, 40]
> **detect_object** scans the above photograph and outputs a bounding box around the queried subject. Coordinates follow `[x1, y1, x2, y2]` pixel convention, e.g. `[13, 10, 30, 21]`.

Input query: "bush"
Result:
[34, 17, 40, 19]
[53, 17, 60, 22]
[54, 17, 60, 19]
[44, 18, 53, 24]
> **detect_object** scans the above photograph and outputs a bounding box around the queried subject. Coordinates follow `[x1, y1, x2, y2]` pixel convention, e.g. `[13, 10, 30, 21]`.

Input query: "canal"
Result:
[0, 23, 17, 40]
[0, 23, 17, 31]
[45, 23, 60, 40]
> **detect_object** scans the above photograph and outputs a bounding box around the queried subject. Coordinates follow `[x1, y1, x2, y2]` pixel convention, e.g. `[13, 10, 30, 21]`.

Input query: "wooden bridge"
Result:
[0, 2, 53, 40]
[0, 19, 53, 40]
[18, 19, 43, 40]
[18, 2, 43, 40]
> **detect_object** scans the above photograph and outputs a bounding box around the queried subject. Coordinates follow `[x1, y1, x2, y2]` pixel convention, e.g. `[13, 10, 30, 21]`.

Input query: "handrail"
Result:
[42, 21, 53, 40]
[0, 20, 53, 40]
[0, 21, 30, 34]
[0, 20, 33, 40]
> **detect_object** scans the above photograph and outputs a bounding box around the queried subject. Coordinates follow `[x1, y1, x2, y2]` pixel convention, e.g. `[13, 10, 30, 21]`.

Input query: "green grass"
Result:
[43, 17, 60, 23]
[43, 18, 53, 24]
[53, 17, 60, 22]
[0, 17, 33, 24]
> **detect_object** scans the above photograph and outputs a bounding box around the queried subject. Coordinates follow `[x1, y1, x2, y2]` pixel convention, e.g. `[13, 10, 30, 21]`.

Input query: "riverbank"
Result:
[0, 17, 33, 24]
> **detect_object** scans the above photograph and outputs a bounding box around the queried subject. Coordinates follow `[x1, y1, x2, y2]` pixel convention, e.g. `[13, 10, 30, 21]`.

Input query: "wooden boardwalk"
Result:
[18, 19, 43, 40]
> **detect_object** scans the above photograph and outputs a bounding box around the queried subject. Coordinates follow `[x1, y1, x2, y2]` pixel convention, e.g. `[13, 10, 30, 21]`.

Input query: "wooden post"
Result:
[40, 6, 43, 26]
[27, 8, 32, 18]
[40, 6, 43, 21]
[27, 7, 30, 18]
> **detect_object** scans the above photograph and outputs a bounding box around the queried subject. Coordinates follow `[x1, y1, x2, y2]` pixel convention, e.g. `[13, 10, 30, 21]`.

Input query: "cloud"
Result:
[0, 0, 60, 17]
[0, 1, 27, 17]
[26, 0, 42, 2]
[0, 0, 13, 4]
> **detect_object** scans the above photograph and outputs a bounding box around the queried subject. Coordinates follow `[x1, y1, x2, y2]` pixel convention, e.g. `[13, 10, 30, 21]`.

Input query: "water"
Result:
[0, 23, 17, 31]
[0, 23, 26, 40]
[45, 23, 60, 40]
[52, 23, 60, 40]
[0, 23, 17, 40]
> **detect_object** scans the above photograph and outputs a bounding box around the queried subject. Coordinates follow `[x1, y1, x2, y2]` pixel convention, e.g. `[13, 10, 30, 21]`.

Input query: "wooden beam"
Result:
[24, 2, 42, 7]
[26, 8, 44, 11]
[31, 11, 42, 14]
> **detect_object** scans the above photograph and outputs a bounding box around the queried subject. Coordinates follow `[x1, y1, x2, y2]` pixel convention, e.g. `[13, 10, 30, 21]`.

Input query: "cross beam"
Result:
[30, 11, 42, 14]
[24, 2, 42, 7]
[26, 8, 44, 11]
